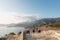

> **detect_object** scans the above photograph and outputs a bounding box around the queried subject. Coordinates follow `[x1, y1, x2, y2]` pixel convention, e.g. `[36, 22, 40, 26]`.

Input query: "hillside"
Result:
[25, 17, 60, 28]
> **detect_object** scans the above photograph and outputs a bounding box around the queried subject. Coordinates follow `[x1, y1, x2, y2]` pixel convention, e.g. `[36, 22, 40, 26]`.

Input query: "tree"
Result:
[8, 32, 16, 35]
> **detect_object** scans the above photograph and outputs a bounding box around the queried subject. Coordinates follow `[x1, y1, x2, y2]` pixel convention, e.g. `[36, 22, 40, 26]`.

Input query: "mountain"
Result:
[0, 17, 60, 28]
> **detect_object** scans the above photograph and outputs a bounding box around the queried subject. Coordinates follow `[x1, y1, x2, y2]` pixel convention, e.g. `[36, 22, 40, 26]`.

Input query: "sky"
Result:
[0, 0, 60, 24]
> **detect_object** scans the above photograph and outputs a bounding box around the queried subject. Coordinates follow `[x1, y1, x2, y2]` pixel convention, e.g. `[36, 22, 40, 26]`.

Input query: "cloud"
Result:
[0, 11, 40, 24]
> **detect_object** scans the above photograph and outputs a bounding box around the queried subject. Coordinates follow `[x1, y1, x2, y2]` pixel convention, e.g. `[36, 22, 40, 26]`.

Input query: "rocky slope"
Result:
[30, 30, 60, 40]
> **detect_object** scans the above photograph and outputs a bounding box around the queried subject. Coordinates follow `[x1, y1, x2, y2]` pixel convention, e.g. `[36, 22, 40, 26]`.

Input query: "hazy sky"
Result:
[0, 0, 60, 24]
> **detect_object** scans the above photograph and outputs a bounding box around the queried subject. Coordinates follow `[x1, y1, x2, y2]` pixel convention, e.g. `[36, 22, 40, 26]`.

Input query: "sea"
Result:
[0, 26, 25, 36]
